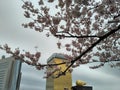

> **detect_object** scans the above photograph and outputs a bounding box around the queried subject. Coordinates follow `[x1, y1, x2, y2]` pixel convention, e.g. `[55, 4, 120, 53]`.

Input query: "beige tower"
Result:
[46, 53, 72, 90]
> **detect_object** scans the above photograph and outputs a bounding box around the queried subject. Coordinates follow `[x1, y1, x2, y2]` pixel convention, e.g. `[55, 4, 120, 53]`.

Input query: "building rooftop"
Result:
[47, 53, 66, 63]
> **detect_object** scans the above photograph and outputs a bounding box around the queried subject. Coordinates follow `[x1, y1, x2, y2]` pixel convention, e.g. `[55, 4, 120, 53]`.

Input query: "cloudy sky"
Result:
[0, 0, 120, 90]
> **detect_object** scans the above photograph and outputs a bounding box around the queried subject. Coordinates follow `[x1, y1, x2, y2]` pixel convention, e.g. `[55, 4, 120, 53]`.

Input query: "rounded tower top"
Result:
[47, 53, 66, 63]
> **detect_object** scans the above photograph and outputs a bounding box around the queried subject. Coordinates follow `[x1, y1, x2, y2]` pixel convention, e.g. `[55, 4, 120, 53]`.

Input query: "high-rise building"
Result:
[46, 53, 72, 90]
[0, 56, 22, 90]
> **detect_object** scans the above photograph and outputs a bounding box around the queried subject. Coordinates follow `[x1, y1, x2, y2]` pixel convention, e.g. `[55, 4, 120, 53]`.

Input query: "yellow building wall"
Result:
[53, 58, 72, 90]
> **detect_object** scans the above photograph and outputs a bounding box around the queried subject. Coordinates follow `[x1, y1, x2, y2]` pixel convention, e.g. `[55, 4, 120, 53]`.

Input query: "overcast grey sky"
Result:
[0, 0, 120, 90]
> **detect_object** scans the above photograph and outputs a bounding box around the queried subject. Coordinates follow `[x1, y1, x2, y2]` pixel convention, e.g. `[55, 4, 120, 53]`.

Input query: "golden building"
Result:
[46, 53, 72, 90]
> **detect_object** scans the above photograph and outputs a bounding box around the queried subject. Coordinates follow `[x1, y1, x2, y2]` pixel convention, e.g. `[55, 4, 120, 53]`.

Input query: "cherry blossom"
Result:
[0, 0, 120, 78]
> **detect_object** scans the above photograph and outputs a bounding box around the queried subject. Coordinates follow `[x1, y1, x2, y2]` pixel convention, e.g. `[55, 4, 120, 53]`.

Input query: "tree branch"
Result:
[57, 25, 120, 77]
[89, 59, 120, 64]
[114, 14, 120, 19]
[55, 31, 101, 38]
[108, 20, 120, 23]
[40, 62, 67, 67]
[55, 34, 101, 38]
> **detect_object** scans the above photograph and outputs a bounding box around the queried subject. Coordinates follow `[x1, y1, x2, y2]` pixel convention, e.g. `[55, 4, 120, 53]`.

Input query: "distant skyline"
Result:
[0, 0, 120, 90]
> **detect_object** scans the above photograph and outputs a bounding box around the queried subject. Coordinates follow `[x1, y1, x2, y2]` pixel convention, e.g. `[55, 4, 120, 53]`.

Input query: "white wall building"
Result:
[0, 56, 22, 90]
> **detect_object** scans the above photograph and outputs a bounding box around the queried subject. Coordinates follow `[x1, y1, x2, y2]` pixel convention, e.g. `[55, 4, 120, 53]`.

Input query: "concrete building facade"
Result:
[0, 57, 22, 90]
[46, 53, 72, 90]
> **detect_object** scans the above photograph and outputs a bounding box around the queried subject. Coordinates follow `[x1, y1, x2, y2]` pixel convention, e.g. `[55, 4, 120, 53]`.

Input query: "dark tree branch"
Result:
[108, 20, 120, 23]
[55, 34, 101, 38]
[89, 59, 120, 69]
[40, 62, 66, 67]
[56, 25, 120, 77]
[55, 31, 101, 38]
[89, 59, 120, 64]
[114, 14, 120, 19]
